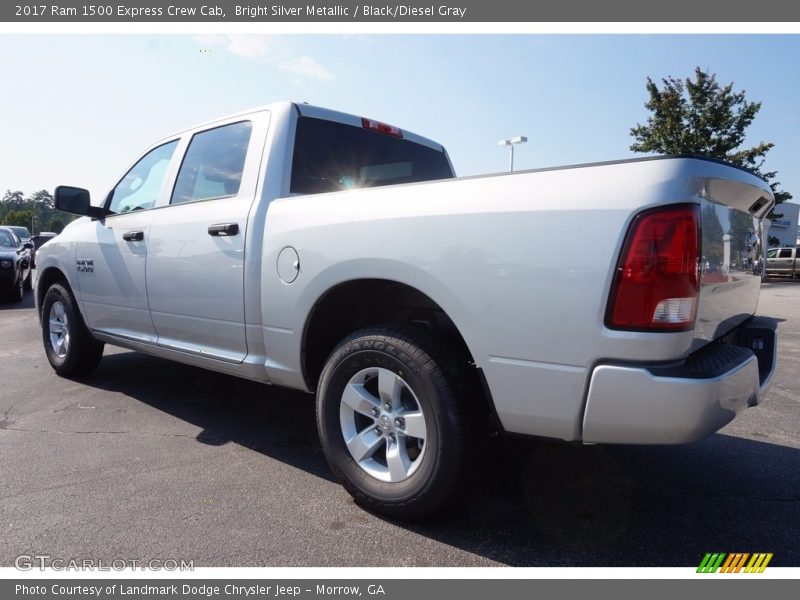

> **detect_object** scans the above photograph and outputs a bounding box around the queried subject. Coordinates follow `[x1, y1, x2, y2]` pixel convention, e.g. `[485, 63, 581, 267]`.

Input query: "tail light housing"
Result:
[606, 204, 701, 331]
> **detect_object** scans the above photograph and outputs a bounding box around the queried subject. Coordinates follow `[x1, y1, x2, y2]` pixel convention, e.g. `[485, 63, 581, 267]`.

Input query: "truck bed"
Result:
[262, 155, 774, 441]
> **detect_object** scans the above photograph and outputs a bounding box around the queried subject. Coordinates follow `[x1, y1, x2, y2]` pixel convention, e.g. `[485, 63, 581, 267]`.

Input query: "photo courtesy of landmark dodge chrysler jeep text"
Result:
[36, 102, 778, 518]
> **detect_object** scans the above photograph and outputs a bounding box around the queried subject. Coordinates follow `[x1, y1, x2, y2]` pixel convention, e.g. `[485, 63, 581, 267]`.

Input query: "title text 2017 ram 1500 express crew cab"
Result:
[37, 102, 778, 518]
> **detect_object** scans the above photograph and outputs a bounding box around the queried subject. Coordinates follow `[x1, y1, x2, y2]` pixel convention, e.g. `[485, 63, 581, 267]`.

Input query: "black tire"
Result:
[23, 268, 32, 291]
[316, 325, 478, 520]
[7, 271, 24, 303]
[41, 282, 104, 377]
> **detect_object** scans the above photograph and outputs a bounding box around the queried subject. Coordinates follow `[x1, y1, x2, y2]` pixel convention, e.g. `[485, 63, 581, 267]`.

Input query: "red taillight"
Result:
[361, 117, 403, 138]
[606, 204, 701, 331]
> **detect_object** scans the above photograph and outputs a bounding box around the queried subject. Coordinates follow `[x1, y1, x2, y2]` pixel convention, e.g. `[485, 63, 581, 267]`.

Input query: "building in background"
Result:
[769, 202, 800, 247]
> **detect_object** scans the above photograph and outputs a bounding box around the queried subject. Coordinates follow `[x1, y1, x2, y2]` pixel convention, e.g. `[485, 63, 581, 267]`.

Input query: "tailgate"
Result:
[693, 171, 774, 351]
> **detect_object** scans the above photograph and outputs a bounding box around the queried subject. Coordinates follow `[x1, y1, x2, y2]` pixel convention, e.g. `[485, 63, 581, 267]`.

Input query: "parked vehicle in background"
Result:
[5, 225, 32, 244]
[31, 232, 57, 267]
[36, 101, 779, 519]
[0, 226, 33, 302]
[0, 225, 34, 268]
[764, 247, 800, 278]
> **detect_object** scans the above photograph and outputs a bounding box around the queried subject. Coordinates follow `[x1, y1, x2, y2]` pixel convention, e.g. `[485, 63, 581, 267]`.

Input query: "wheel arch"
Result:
[300, 278, 494, 419]
[36, 267, 73, 321]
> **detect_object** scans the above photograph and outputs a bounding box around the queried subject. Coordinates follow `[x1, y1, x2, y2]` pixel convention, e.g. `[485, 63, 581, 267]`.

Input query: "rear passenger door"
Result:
[145, 112, 270, 363]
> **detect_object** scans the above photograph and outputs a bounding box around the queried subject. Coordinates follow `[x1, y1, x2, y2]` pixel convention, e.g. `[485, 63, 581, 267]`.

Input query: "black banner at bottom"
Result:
[4, 579, 797, 600]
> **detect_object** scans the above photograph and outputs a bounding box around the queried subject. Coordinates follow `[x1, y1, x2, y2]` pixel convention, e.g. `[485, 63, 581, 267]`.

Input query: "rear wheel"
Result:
[316, 325, 478, 519]
[41, 283, 104, 377]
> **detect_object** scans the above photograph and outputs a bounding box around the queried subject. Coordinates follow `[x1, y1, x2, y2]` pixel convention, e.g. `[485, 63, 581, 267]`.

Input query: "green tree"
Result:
[2, 209, 34, 229]
[28, 189, 55, 234]
[49, 218, 65, 233]
[29, 189, 54, 209]
[2, 189, 76, 233]
[630, 67, 791, 205]
[2, 190, 26, 211]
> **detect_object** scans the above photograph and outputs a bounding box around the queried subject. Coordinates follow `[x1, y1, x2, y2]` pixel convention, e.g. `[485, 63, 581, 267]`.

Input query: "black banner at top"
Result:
[3, 0, 800, 22]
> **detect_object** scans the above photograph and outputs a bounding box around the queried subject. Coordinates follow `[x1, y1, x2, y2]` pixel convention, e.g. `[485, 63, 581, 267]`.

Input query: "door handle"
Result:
[208, 223, 239, 236]
[122, 231, 144, 242]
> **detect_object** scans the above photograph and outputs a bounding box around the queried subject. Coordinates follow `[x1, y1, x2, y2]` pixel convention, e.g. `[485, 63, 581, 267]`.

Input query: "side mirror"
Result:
[54, 186, 108, 219]
[23, 241, 34, 250]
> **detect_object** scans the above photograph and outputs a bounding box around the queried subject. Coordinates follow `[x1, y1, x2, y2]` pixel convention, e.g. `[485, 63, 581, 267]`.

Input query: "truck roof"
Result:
[160, 101, 446, 153]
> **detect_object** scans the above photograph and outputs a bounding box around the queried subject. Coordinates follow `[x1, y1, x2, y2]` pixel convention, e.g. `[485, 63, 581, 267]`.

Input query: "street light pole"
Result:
[497, 136, 528, 172]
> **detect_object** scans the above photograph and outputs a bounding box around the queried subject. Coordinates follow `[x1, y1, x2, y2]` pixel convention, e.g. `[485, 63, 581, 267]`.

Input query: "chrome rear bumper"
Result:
[582, 317, 778, 444]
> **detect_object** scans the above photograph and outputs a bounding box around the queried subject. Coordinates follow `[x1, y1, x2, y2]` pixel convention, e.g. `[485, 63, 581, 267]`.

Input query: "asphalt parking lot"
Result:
[1, 277, 798, 567]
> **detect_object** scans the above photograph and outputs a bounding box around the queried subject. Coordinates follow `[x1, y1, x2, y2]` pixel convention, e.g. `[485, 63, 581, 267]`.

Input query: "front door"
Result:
[77, 140, 179, 342]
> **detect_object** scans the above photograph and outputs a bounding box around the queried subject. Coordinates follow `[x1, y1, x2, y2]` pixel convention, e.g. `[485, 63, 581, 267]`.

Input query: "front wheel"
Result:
[7, 272, 24, 303]
[41, 283, 104, 377]
[316, 325, 478, 519]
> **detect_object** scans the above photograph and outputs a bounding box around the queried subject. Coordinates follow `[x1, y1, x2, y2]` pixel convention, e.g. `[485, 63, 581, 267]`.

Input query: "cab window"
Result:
[766, 249, 779, 259]
[171, 121, 252, 205]
[109, 140, 178, 214]
[290, 116, 453, 194]
[778, 249, 793, 258]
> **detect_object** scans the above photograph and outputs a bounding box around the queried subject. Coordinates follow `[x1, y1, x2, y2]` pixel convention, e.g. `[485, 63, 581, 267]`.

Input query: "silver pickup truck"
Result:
[37, 102, 778, 518]
[765, 246, 800, 278]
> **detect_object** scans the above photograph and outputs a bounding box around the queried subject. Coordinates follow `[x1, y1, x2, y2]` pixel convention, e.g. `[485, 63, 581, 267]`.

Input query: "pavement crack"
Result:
[0, 403, 16, 429]
[3, 426, 199, 440]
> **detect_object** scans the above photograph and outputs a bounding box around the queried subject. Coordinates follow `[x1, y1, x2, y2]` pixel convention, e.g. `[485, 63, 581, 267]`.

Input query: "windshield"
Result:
[0, 230, 17, 247]
[290, 116, 453, 195]
[8, 226, 30, 240]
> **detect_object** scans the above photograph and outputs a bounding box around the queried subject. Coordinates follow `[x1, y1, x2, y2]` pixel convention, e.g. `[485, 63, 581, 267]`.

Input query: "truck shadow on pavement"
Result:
[90, 350, 334, 482]
[422, 434, 800, 566]
[88, 350, 800, 567]
[0, 289, 36, 310]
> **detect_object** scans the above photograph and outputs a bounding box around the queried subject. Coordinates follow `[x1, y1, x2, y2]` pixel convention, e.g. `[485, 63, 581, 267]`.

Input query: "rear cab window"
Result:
[778, 249, 793, 258]
[290, 116, 453, 195]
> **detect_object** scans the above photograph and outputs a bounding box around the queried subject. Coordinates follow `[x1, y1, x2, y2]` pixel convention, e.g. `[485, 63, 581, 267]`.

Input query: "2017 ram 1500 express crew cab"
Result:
[37, 102, 778, 518]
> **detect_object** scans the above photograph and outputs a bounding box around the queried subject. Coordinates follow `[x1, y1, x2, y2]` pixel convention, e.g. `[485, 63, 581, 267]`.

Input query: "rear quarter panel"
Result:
[259, 158, 771, 441]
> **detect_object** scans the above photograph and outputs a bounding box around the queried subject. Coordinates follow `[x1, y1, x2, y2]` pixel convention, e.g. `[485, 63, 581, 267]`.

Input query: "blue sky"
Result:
[1, 34, 798, 204]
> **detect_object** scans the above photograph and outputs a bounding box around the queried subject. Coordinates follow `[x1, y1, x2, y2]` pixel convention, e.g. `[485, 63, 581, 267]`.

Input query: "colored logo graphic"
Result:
[697, 553, 773, 573]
